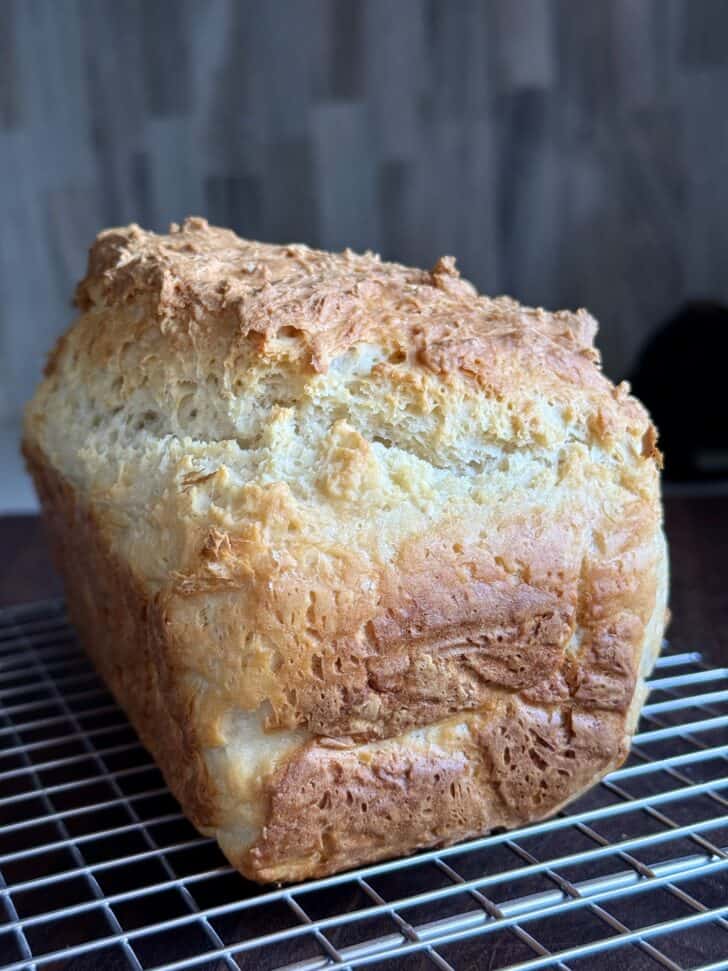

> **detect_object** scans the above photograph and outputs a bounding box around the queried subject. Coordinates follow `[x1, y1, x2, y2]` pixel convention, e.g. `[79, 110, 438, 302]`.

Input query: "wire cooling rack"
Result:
[0, 601, 726, 971]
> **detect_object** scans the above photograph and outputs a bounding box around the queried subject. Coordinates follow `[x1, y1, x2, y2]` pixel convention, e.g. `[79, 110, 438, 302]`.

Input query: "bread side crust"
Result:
[22, 439, 222, 831]
[243, 532, 668, 881]
[243, 701, 628, 882]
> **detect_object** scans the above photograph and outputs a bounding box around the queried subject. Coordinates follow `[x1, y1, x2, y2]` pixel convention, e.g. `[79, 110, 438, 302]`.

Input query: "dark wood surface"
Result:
[0, 496, 726, 664]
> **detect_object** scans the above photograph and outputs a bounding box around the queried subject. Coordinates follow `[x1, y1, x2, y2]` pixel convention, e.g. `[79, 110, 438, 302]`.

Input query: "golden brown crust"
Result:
[70, 217, 638, 423]
[166, 495, 660, 742]
[245, 701, 626, 882]
[169, 515, 577, 740]
[24, 219, 669, 883]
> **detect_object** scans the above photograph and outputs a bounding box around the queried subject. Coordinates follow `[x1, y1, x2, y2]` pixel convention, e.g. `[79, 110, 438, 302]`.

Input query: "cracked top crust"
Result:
[25, 219, 667, 878]
[69, 218, 648, 434]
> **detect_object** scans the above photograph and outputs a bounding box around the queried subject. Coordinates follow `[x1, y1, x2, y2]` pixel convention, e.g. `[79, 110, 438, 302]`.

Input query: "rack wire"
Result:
[0, 600, 726, 971]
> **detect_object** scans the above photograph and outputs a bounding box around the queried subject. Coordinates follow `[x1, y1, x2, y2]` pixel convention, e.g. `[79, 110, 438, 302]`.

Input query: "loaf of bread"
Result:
[24, 218, 668, 883]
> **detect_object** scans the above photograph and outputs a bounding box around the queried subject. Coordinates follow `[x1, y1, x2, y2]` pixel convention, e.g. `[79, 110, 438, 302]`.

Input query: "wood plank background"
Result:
[2, 0, 728, 425]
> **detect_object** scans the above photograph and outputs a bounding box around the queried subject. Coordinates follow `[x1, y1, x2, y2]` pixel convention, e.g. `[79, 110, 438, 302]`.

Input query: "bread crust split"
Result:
[24, 218, 668, 882]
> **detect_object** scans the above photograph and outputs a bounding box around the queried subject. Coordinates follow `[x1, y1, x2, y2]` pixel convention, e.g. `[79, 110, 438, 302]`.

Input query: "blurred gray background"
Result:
[2, 0, 728, 508]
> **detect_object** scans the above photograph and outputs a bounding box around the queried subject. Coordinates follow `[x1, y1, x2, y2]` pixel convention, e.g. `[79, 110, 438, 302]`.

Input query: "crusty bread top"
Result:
[68, 217, 653, 447]
[74, 215, 601, 374]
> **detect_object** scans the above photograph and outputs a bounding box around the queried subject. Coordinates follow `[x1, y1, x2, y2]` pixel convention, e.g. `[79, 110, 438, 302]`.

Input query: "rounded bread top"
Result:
[69, 216, 657, 462]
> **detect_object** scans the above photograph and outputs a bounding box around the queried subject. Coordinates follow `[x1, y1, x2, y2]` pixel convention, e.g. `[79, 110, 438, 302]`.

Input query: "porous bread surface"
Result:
[24, 217, 668, 882]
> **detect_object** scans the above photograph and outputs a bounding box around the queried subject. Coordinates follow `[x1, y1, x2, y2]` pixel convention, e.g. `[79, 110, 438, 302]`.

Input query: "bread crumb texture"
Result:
[24, 218, 668, 881]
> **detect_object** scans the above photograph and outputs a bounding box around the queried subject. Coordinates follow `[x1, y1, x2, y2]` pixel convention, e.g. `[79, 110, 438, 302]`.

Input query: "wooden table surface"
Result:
[1, 497, 726, 665]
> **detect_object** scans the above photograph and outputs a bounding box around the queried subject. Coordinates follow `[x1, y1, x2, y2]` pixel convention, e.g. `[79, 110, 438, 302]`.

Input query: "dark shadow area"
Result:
[631, 302, 728, 483]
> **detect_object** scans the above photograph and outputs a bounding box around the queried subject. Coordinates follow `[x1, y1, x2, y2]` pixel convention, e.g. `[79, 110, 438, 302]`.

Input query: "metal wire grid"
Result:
[0, 601, 726, 971]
